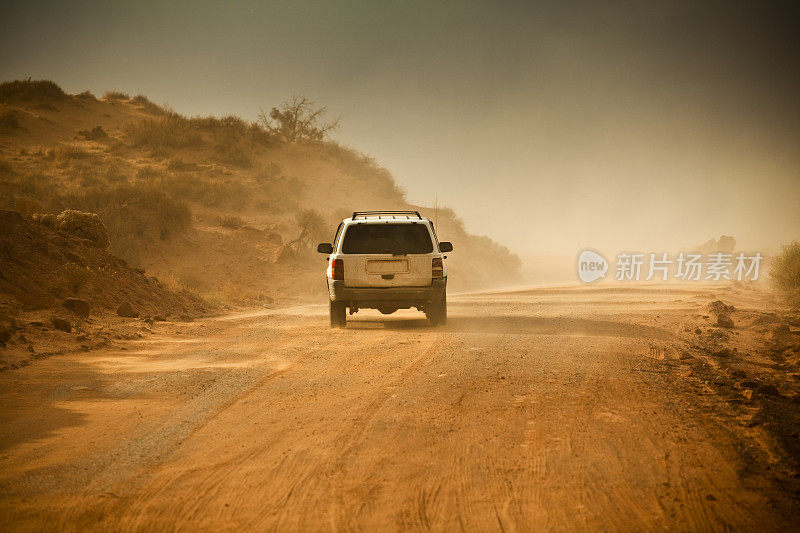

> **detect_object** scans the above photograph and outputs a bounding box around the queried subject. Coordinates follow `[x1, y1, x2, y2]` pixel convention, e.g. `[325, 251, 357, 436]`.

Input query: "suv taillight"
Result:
[331, 259, 344, 280]
[432, 257, 444, 279]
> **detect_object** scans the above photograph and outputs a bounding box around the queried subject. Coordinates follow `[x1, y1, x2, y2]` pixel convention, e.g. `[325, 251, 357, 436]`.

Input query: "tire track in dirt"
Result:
[109, 324, 414, 531]
[51, 313, 344, 529]
[2, 288, 798, 531]
[233, 331, 446, 531]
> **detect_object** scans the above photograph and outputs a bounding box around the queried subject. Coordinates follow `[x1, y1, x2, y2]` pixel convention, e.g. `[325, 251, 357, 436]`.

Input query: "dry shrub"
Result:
[165, 157, 199, 171]
[217, 214, 244, 229]
[131, 94, 166, 115]
[32, 212, 57, 229]
[136, 166, 164, 180]
[124, 115, 203, 150]
[158, 271, 188, 293]
[199, 291, 226, 309]
[70, 168, 103, 187]
[287, 208, 326, 255]
[104, 90, 130, 101]
[100, 162, 128, 183]
[32, 146, 55, 160]
[0, 110, 21, 130]
[770, 241, 800, 308]
[195, 115, 256, 165]
[215, 132, 252, 167]
[54, 145, 91, 163]
[69, 181, 192, 257]
[60, 263, 90, 294]
[123, 112, 269, 166]
[142, 171, 249, 208]
[55, 209, 110, 248]
[0, 171, 53, 203]
[77, 125, 108, 140]
[0, 79, 67, 103]
[75, 90, 97, 101]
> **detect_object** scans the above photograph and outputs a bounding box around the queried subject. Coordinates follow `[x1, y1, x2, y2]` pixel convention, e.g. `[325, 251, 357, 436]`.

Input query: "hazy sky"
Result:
[2, 1, 798, 255]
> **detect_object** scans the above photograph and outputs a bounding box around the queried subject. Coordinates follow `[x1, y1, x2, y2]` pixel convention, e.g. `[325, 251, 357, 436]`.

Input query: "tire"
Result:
[426, 293, 447, 326]
[329, 300, 346, 328]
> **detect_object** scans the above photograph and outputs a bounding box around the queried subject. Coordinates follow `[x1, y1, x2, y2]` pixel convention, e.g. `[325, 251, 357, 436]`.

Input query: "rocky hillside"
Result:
[0, 209, 206, 317]
[0, 208, 209, 371]
[0, 79, 522, 305]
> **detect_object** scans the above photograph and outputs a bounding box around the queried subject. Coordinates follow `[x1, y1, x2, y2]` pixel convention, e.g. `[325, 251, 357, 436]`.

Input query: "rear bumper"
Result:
[328, 279, 446, 305]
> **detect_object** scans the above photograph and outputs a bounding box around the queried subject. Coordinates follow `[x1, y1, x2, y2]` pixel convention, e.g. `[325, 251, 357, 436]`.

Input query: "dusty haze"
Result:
[2, 1, 797, 257]
[3, 3, 800, 530]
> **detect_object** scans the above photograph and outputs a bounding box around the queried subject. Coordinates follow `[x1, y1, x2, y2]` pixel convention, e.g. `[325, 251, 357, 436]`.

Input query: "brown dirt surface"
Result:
[1, 284, 798, 530]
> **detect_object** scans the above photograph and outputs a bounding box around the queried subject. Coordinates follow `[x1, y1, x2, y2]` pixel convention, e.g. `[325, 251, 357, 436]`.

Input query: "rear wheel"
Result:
[329, 300, 346, 328]
[426, 293, 447, 326]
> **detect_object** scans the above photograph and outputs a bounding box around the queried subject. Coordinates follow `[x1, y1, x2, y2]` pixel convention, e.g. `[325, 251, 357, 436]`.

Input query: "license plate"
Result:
[366, 259, 409, 274]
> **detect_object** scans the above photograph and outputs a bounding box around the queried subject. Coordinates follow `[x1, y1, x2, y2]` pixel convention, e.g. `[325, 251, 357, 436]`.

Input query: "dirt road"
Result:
[1, 286, 797, 530]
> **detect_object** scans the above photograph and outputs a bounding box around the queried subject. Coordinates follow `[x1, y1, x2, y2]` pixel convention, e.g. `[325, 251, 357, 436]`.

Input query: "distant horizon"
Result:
[3, 1, 798, 256]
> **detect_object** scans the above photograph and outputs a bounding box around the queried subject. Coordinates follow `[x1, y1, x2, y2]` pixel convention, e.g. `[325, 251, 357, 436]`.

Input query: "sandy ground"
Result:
[1, 285, 798, 531]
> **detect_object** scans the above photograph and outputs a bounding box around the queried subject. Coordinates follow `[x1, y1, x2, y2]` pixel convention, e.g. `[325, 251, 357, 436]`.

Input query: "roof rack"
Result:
[351, 210, 423, 220]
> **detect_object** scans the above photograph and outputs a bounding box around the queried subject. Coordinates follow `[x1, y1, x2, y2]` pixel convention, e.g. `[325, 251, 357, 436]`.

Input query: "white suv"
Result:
[317, 211, 453, 328]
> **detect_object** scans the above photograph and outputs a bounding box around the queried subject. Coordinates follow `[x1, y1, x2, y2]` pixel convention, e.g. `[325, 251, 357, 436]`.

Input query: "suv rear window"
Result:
[341, 224, 433, 254]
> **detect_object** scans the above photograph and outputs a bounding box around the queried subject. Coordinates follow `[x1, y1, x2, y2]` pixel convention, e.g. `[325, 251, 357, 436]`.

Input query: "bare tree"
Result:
[258, 96, 340, 143]
[287, 209, 327, 254]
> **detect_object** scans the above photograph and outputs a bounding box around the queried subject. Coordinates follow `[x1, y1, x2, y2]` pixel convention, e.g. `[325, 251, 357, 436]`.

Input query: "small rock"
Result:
[742, 389, 753, 400]
[0, 315, 17, 331]
[758, 385, 780, 397]
[772, 324, 798, 346]
[51, 317, 72, 332]
[77, 125, 108, 141]
[753, 313, 780, 325]
[695, 328, 702, 335]
[117, 301, 139, 318]
[717, 315, 734, 328]
[712, 347, 732, 357]
[63, 298, 91, 318]
[0, 315, 16, 343]
[708, 300, 735, 315]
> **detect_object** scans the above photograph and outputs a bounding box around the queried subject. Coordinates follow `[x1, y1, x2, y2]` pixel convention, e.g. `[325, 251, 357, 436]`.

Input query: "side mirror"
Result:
[317, 243, 333, 254]
[439, 241, 453, 253]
